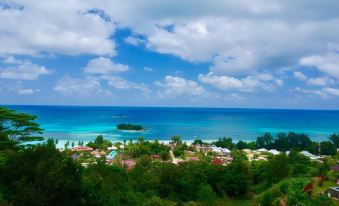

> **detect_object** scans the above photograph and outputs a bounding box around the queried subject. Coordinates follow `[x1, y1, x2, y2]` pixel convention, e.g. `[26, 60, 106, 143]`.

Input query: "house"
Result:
[90, 149, 102, 158]
[210, 146, 231, 155]
[151, 154, 160, 160]
[188, 157, 199, 161]
[72, 146, 93, 152]
[300, 151, 318, 160]
[268, 149, 280, 155]
[256, 148, 268, 153]
[328, 187, 339, 199]
[121, 159, 136, 170]
[212, 157, 223, 165]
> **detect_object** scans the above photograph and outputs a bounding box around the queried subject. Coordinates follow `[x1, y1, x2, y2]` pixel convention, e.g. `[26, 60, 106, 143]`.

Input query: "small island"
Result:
[116, 123, 144, 131]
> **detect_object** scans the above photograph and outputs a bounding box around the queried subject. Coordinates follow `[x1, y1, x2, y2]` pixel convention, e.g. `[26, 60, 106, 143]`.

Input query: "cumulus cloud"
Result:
[198, 72, 281, 92]
[0, 1, 116, 56]
[300, 51, 339, 79]
[84, 57, 129, 74]
[3, 56, 22, 64]
[293, 71, 335, 86]
[17, 88, 34, 95]
[124, 36, 146, 46]
[294, 86, 339, 99]
[54, 76, 109, 96]
[155, 76, 208, 98]
[294, 71, 307, 81]
[0, 61, 50, 80]
[323, 87, 339, 97]
[101, 75, 149, 93]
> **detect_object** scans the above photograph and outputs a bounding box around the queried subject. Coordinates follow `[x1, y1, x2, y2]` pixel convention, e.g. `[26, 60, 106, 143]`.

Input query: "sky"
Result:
[0, 0, 339, 109]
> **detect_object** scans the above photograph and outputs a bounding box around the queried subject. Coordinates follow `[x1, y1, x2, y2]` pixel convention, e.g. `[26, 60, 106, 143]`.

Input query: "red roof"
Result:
[189, 157, 199, 161]
[212, 157, 223, 165]
[73, 146, 93, 151]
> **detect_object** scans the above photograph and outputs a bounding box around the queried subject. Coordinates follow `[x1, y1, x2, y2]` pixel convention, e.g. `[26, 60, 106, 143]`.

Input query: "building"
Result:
[328, 187, 339, 199]
[72, 146, 93, 152]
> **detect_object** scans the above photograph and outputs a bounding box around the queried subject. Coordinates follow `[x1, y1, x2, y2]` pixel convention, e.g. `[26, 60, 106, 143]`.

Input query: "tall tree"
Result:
[0, 107, 43, 141]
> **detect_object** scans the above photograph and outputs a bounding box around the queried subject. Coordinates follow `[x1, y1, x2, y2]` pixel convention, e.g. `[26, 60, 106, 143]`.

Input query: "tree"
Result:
[329, 133, 339, 148]
[287, 178, 309, 206]
[320, 141, 337, 156]
[236, 141, 248, 150]
[171, 136, 181, 144]
[266, 154, 290, 184]
[214, 137, 234, 149]
[197, 184, 216, 206]
[0, 107, 43, 141]
[256, 133, 273, 149]
[274, 132, 289, 151]
[1, 140, 83, 206]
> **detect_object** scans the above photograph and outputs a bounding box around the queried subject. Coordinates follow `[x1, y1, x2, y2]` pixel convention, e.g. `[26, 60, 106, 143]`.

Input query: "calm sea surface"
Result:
[5, 105, 339, 142]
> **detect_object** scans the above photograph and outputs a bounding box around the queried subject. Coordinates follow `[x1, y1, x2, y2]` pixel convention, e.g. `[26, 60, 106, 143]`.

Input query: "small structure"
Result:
[121, 159, 136, 170]
[212, 157, 223, 165]
[91, 149, 102, 158]
[210, 146, 231, 155]
[188, 157, 199, 161]
[268, 149, 280, 155]
[256, 148, 268, 153]
[72, 146, 93, 152]
[300, 151, 318, 160]
[328, 187, 339, 198]
[151, 154, 160, 161]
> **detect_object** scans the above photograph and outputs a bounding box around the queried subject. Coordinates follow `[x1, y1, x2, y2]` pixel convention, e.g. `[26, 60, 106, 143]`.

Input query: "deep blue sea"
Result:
[5, 105, 339, 143]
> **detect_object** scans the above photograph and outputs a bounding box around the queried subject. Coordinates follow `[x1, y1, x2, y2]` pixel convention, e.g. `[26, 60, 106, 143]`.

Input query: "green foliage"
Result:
[0, 141, 83, 206]
[329, 133, 339, 148]
[171, 136, 181, 144]
[117, 123, 144, 131]
[311, 194, 334, 206]
[320, 141, 337, 156]
[266, 154, 290, 184]
[213, 137, 234, 149]
[236, 141, 248, 150]
[193, 139, 204, 145]
[197, 184, 216, 206]
[286, 178, 309, 206]
[86, 135, 112, 150]
[173, 143, 188, 158]
[0, 107, 44, 141]
[256, 133, 274, 149]
[126, 140, 170, 159]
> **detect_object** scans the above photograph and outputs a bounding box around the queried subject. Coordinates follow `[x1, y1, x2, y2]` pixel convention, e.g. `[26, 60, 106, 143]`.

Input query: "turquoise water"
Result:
[5, 105, 339, 142]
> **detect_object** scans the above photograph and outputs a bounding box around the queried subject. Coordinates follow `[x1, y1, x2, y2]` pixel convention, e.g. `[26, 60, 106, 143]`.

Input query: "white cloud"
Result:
[0, 61, 50, 80]
[198, 72, 281, 92]
[124, 36, 146, 46]
[101, 75, 149, 93]
[300, 51, 339, 79]
[3, 56, 22, 64]
[294, 86, 339, 98]
[293, 71, 335, 86]
[0, 1, 116, 56]
[54, 76, 109, 96]
[144, 67, 154, 72]
[155, 76, 208, 98]
[17, 88, 34, 95]
[323, 87, 339, 97]
[294, 71, 307, 81]
[84, 57, 129, 74]
[307, 77, 335, 86]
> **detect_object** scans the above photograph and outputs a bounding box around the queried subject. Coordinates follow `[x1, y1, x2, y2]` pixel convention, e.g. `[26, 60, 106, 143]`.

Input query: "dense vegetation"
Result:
[117, 123, 144, 131]
[1, 107, 339, 205]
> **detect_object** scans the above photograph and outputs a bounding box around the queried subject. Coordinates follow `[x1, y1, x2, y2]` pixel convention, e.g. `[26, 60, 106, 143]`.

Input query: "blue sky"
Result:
[1, 1, 339, 109]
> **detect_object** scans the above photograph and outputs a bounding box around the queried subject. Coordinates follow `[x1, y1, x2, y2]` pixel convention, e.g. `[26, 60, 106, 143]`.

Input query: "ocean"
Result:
[5, 105, 339, 143]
